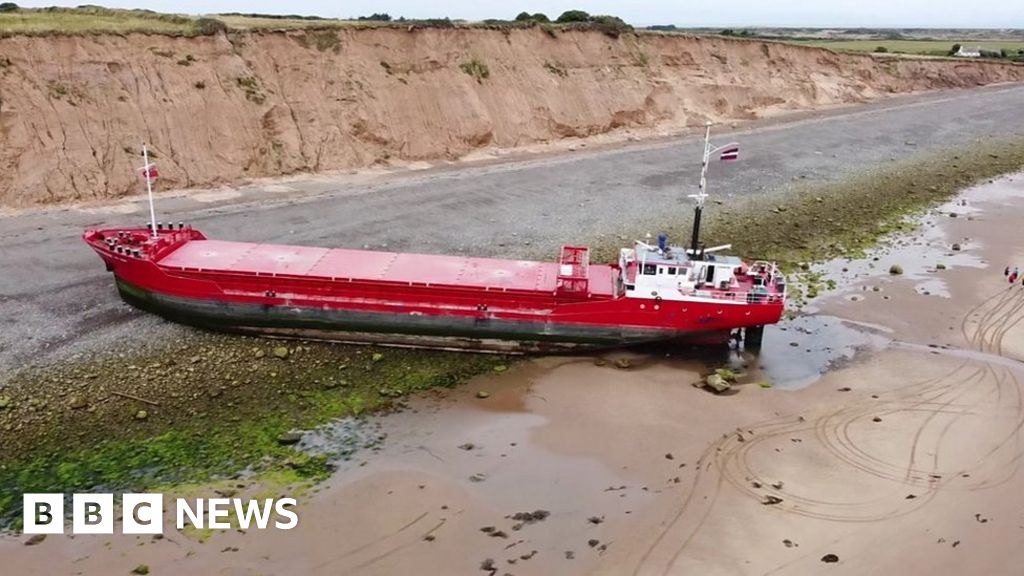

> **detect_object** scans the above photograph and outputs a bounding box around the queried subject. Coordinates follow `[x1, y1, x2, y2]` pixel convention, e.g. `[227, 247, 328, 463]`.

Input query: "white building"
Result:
[955, 46, 982, 58]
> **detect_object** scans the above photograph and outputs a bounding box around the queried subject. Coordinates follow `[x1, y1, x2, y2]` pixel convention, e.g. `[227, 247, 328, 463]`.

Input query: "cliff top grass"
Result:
[0, 5, 632, 38]
[0, 6, 205, 36]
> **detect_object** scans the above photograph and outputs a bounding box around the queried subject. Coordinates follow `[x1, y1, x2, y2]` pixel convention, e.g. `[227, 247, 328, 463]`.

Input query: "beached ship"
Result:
[84, 128, 785, 353]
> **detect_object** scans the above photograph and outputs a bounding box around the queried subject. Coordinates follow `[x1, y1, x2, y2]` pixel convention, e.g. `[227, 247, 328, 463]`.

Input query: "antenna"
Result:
[142, 144, 157, 238]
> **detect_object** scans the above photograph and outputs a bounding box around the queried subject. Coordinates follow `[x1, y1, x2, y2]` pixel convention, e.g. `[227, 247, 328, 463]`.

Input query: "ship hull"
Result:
[116, 279, 705, 353]
[85, 228, 784, 354]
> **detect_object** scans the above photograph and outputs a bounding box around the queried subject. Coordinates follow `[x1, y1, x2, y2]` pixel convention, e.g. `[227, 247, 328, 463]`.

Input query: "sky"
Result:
[13, 1, 1024, 28]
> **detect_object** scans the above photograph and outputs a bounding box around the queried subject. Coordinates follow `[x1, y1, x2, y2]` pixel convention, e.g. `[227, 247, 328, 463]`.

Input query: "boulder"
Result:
[705, 374, 731, 393]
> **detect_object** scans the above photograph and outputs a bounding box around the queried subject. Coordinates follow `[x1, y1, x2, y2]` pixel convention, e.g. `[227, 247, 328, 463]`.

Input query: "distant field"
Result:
[792, 39, 1024, 56]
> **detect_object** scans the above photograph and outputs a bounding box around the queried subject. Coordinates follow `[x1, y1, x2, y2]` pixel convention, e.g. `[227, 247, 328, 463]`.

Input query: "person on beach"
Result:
[1011, 271, 1019, 284]
[1006, 266, 1012, 276]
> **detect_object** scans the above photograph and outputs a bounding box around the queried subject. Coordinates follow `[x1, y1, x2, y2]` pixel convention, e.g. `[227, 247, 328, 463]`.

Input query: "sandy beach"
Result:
[5, 173, 1024, 574]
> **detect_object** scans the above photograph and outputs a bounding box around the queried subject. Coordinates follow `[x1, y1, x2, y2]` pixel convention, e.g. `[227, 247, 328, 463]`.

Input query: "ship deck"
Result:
[158, 240, 619, 296]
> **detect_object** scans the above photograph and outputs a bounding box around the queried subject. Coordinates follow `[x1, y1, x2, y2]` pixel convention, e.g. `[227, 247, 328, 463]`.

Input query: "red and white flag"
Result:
[719, 145, 740, 161]
[140, 164, 159, 182]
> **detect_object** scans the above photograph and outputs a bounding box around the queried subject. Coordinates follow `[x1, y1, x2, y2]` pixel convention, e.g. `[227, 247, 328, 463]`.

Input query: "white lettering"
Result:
[123, 494, 164, 535]
[233, 499, 273, 530]
[274, 498, 298, 530]
[72, 493, 113, 534]
[22, 494, 64, 534]
[175, 498, 203, 530]
[207, 498, 231, 529]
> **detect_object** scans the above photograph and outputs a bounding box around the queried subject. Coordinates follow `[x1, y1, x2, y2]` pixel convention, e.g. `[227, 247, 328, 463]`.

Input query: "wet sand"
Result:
[6, 174, 1024, 574]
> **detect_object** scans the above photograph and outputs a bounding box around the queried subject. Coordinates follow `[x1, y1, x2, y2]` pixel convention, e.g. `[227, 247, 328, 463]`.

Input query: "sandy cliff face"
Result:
[0, 28, 1022, 206]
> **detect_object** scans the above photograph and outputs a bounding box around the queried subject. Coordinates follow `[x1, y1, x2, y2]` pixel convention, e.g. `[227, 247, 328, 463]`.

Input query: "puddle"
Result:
[745, 315, 889, 390]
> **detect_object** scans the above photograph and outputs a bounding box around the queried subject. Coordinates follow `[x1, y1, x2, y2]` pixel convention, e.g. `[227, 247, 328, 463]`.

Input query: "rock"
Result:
[68, 396, 87, 410]
[588, 539, 600, 547]
[475, 391, 490, 399]
[704, 374, 731, 393]
[480, 558, 496, 572]
[762, 495, 783, 505]
[587, 515, 604, 525]
[565, 550, 576, 559]
[952, 243, 961, 251]
[820, 554, 839, 563]
[458, 443, 476, 451]
[0, 397, 11, 409]
[837, 387, 852, 392]
[131, 565, 150, 575]
[423, 534, 435, 542]
[664, 452, 674, 460]
[936, 263, 946, 270]
[371, 352, 385, 362]
[134, 410, 148, 420]
[277, 431, 303, 445]
[889, 264, 903, 275]
[593, 358, 607, 367]
[469, 473, 487, 482]
[272, 346, 289, 359]
[714, 368, 738, 383]
[872, 416, 882, 422]
[510, 510, 550, 524]
[613, 358, 632, 369]
[24, 534, 46, 546]
[254, 349, 265, 359]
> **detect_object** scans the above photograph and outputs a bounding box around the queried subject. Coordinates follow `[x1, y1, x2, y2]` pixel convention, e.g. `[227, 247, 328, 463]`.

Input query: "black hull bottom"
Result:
[116, 279, 723, 354]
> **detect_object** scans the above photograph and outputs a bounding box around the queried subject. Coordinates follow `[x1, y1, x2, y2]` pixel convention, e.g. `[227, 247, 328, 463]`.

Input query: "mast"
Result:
[688, 123, 739, 257]
[690, 123, 712, 256]
[143, 144, 157, 238]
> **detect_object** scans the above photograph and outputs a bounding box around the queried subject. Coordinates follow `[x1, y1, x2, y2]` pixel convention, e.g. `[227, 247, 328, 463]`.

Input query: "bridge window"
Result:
[667, 267, 677, 275]
[642, 264, 657, 275]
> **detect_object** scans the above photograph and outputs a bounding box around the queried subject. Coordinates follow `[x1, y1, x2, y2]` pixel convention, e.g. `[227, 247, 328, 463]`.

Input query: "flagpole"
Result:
[143, 144, 157, 238]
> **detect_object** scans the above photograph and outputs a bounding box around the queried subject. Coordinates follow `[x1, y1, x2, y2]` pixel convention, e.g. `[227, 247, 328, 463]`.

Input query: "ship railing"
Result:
[688, 288, 785, 304]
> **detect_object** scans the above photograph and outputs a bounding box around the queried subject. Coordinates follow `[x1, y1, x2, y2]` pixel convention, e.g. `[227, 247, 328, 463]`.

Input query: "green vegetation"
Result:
[295, 29, 342, 52]
[543, 61, 568, 77]
[356, 13, 392, 22]
[459, 58, 490, 82]
[0, 6, 220, 37]
[0, 334, 502, 527]
[719, 29, 755, 37]
[556, 10, 591, 23]
[514, 11, 549, 23]
[0, 5, 638, 39]
[235, 75, 265, 104]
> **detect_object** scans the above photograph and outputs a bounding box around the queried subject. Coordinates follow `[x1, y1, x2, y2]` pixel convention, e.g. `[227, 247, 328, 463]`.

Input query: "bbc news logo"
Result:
[23, 494, 298, 534]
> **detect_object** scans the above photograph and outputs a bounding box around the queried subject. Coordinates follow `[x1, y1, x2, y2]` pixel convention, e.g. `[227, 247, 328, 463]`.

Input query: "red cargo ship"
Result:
[84, 130, 785, 353]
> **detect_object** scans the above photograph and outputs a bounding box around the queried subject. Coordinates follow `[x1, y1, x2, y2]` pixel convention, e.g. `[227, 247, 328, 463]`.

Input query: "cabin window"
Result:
[704, 266, 715, 283]
[667, 267, 677, 275]
[642, 264, 657, 275]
